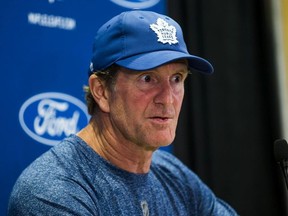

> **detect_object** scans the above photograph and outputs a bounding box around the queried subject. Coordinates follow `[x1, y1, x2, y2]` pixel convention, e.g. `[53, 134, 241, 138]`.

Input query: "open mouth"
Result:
[150, 117, 171, 122]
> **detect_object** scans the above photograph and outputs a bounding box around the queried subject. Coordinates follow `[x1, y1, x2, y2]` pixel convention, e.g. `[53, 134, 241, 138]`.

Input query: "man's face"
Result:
[108, 61, 188, 150]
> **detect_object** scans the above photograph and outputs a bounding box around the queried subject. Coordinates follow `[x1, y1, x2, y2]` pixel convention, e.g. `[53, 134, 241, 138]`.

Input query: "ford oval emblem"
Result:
[110, 0, 160, 9]
[19, 92, 90, 146]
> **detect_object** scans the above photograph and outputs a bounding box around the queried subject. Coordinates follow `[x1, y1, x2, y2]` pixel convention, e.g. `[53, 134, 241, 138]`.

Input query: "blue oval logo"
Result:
[110, 0, 160, 9]
[19, 92, 90, 146]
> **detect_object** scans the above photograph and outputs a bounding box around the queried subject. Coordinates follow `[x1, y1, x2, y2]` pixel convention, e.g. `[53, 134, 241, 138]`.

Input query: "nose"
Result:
[154, 81, 174, 105]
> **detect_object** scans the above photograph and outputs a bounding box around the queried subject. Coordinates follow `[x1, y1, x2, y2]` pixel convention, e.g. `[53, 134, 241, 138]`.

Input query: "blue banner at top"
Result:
[0, 0, 166, 214]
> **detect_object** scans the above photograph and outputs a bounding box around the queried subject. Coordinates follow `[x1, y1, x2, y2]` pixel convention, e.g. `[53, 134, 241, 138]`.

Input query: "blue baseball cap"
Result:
[89, 10, 213, 74]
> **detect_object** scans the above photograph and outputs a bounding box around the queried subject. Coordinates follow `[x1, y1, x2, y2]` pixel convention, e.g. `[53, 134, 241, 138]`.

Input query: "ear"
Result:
[89, 74, 110, 113]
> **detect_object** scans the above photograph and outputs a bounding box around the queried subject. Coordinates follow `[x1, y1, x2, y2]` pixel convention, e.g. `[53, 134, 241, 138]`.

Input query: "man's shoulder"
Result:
[12, 135, 98, 194]
[8, 135, 100, 215]
[25, 135, 84, 171]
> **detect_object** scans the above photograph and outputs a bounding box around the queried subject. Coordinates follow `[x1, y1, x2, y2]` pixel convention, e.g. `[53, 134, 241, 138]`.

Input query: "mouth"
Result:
[148, 109, 175, 124]
[150, 116, 172, 122]
[148, 116, 175, 131]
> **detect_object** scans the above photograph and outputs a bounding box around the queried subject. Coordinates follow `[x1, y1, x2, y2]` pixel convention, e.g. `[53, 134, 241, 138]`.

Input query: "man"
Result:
[8, 10, 238, 215]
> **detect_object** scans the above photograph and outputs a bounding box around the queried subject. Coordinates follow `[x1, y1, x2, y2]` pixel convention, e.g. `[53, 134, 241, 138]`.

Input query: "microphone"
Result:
[274, 139, 288, 190]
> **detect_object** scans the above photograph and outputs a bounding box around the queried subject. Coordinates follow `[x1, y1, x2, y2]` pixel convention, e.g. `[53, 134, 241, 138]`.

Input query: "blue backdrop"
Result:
[0, 0, 166, 214]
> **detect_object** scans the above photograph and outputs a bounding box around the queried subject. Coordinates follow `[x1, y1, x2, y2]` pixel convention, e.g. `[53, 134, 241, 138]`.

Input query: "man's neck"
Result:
[77, 118, 155, 174]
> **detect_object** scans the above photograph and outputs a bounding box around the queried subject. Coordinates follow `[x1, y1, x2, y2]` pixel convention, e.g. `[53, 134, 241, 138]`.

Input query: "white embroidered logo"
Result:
[150, 18, 178, 45]
[141, 201, 149, 216]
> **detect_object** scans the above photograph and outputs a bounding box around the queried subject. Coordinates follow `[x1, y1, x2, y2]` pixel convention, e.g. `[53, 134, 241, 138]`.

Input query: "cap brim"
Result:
[115, 50, 214, 74]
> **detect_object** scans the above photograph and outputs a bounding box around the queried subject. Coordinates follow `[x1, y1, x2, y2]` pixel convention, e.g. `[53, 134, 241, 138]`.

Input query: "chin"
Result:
[142, 130, 175, 149]
[150, 138, 174, 149]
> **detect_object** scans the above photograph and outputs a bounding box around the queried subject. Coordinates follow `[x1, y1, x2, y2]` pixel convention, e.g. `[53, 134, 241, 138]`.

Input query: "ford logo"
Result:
[110, 0, 160, 9]
[19, 92, 90, 146]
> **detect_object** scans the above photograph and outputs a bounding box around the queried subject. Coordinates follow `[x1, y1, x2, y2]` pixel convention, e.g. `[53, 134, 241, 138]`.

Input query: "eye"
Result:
[141, 74, 152, 83]
[136, 73, 157, 91]
[172, 74, 183, 83]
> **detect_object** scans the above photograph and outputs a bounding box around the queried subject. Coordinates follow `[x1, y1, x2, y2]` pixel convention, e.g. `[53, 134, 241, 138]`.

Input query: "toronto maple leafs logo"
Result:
[150, 18, 178, 45]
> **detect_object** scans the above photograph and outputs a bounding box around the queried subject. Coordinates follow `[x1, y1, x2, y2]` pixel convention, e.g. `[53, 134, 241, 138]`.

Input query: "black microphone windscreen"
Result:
[274, 139, 288, 162]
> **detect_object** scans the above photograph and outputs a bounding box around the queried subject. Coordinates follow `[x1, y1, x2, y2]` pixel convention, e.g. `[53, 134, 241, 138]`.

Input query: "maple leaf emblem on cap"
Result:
[150, 18, 178, 45]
